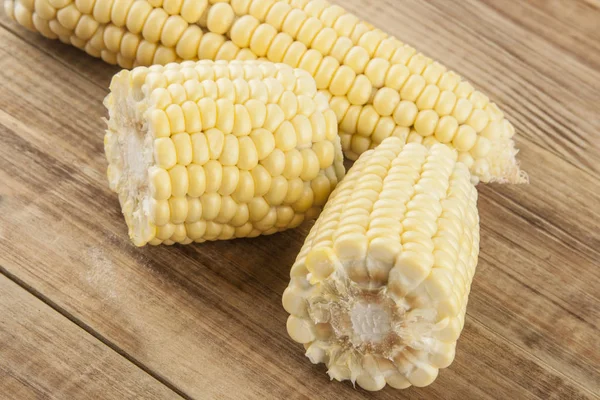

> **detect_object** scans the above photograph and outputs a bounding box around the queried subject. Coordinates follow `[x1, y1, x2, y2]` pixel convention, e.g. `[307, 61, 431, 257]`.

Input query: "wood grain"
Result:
[0, 274, 180, 399]
[1, 1, 599, 399]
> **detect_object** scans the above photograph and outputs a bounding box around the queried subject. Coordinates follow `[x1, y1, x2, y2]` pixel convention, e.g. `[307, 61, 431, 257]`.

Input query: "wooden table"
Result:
[1, 1, 598, 399]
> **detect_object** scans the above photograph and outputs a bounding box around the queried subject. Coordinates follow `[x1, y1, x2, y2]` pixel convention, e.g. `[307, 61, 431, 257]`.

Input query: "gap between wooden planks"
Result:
[1, 0, 599, 399]
[0, 274, 181, 399]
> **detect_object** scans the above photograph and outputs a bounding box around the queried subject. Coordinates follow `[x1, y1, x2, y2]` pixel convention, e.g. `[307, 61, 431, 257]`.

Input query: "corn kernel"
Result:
[452, 98, 474, 124]
[283, 149, 303, 179]
[385, 64, 410, 91]
[245, 99, 267, 128]
[364, 58, 390, 89]
[238, 136, 259, 170]
[125, 0, 151, 34]
[470, 136, 491, 159]
[452, 125, 477, 152]
[154, 137, 177, 169]
[198, 32, 226, 60]
[393, 101, 419, 127]
[171, 132, 193, 165]
[414, 110, 439, 137]
[149, 167, 172, 200]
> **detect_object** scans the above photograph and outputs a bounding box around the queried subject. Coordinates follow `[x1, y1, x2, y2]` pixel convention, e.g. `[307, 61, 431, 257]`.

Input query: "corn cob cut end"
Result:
[482, 124, 529, 184]
[284, 138, 479, 390]
[104, 60, 345, 246]
[104, 70, 158, 246]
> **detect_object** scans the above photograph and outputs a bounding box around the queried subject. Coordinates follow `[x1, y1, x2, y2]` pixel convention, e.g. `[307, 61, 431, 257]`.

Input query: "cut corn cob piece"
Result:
[283, 137, 479, 391]
[104, 60, 345, 246]
[5, 0, 527, 184]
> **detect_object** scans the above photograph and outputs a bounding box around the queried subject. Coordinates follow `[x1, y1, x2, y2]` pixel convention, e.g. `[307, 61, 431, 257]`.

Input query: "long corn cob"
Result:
[5, 0, 526, 184]
[283, 137, 479, 390]
[104, 60, 345, 246]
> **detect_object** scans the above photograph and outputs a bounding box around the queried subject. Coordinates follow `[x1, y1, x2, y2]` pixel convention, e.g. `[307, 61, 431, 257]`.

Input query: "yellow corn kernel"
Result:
[168, 165, 189, 197]
[251, 165, 271, 197]
[142, 8, 168, 44]
[187, 164, 206, 197]
[414, 110, 439, 137]
[161, 15, 187, 48]
[393, 101, 418, 128]
[171, 132, 193, 165]
[35, 0, 57, 20]
[180, 0, 207, 23]
[470, 136, 491, 159]
[56, 4, 81, 31]
[32, 13, 58, 39]
[154, 137, 177, 169]
[356, 105, 379, 137]
[452, 98, 474, 124]
[329, 65, 356, 96]
[291, 114, 312, 146]
[364, 58, 390, 89]
[435, 90, 457, 116]
[125, 0, 152, 34]
[91, 0, 111, 24]
[373, 88, 400, 117]
[176, 25, 203, 59]
[371, 117, 395, 145]
[452, 125, 477, 152]
[466, 108, 490, 133]
[416, 85, 441, 110]
[75, 15, 99, 40]
[207, 3, 235, 35]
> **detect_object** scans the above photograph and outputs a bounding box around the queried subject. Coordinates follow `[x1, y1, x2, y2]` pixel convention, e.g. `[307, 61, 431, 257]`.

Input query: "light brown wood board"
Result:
[0, 0, 598, 399]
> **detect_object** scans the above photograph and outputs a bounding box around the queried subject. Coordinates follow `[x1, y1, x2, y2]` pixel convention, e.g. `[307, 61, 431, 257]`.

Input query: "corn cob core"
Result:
[283, 138, 479, 390]
[5, 0, 527, 184]
[104, 60, 345, 246]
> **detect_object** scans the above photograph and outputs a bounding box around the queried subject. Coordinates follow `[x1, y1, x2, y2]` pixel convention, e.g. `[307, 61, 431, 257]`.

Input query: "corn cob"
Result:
[283, 137, 479, 390]
[103, 60, 345, 246]
[4, 0, 527, 184]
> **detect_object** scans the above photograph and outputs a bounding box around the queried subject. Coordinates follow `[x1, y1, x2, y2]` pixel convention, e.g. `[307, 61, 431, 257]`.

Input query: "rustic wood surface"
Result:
[0, 275, 179, 399]
[0, 1, 599, 399]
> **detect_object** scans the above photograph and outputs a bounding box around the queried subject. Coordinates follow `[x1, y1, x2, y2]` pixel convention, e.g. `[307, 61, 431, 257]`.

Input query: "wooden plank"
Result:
[480, 0, 600, 70]
[1, 1, 599, 399]
[484, 138, 600, 261]
[0, 12, 117, 89]
[0, 274, 179, 399]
